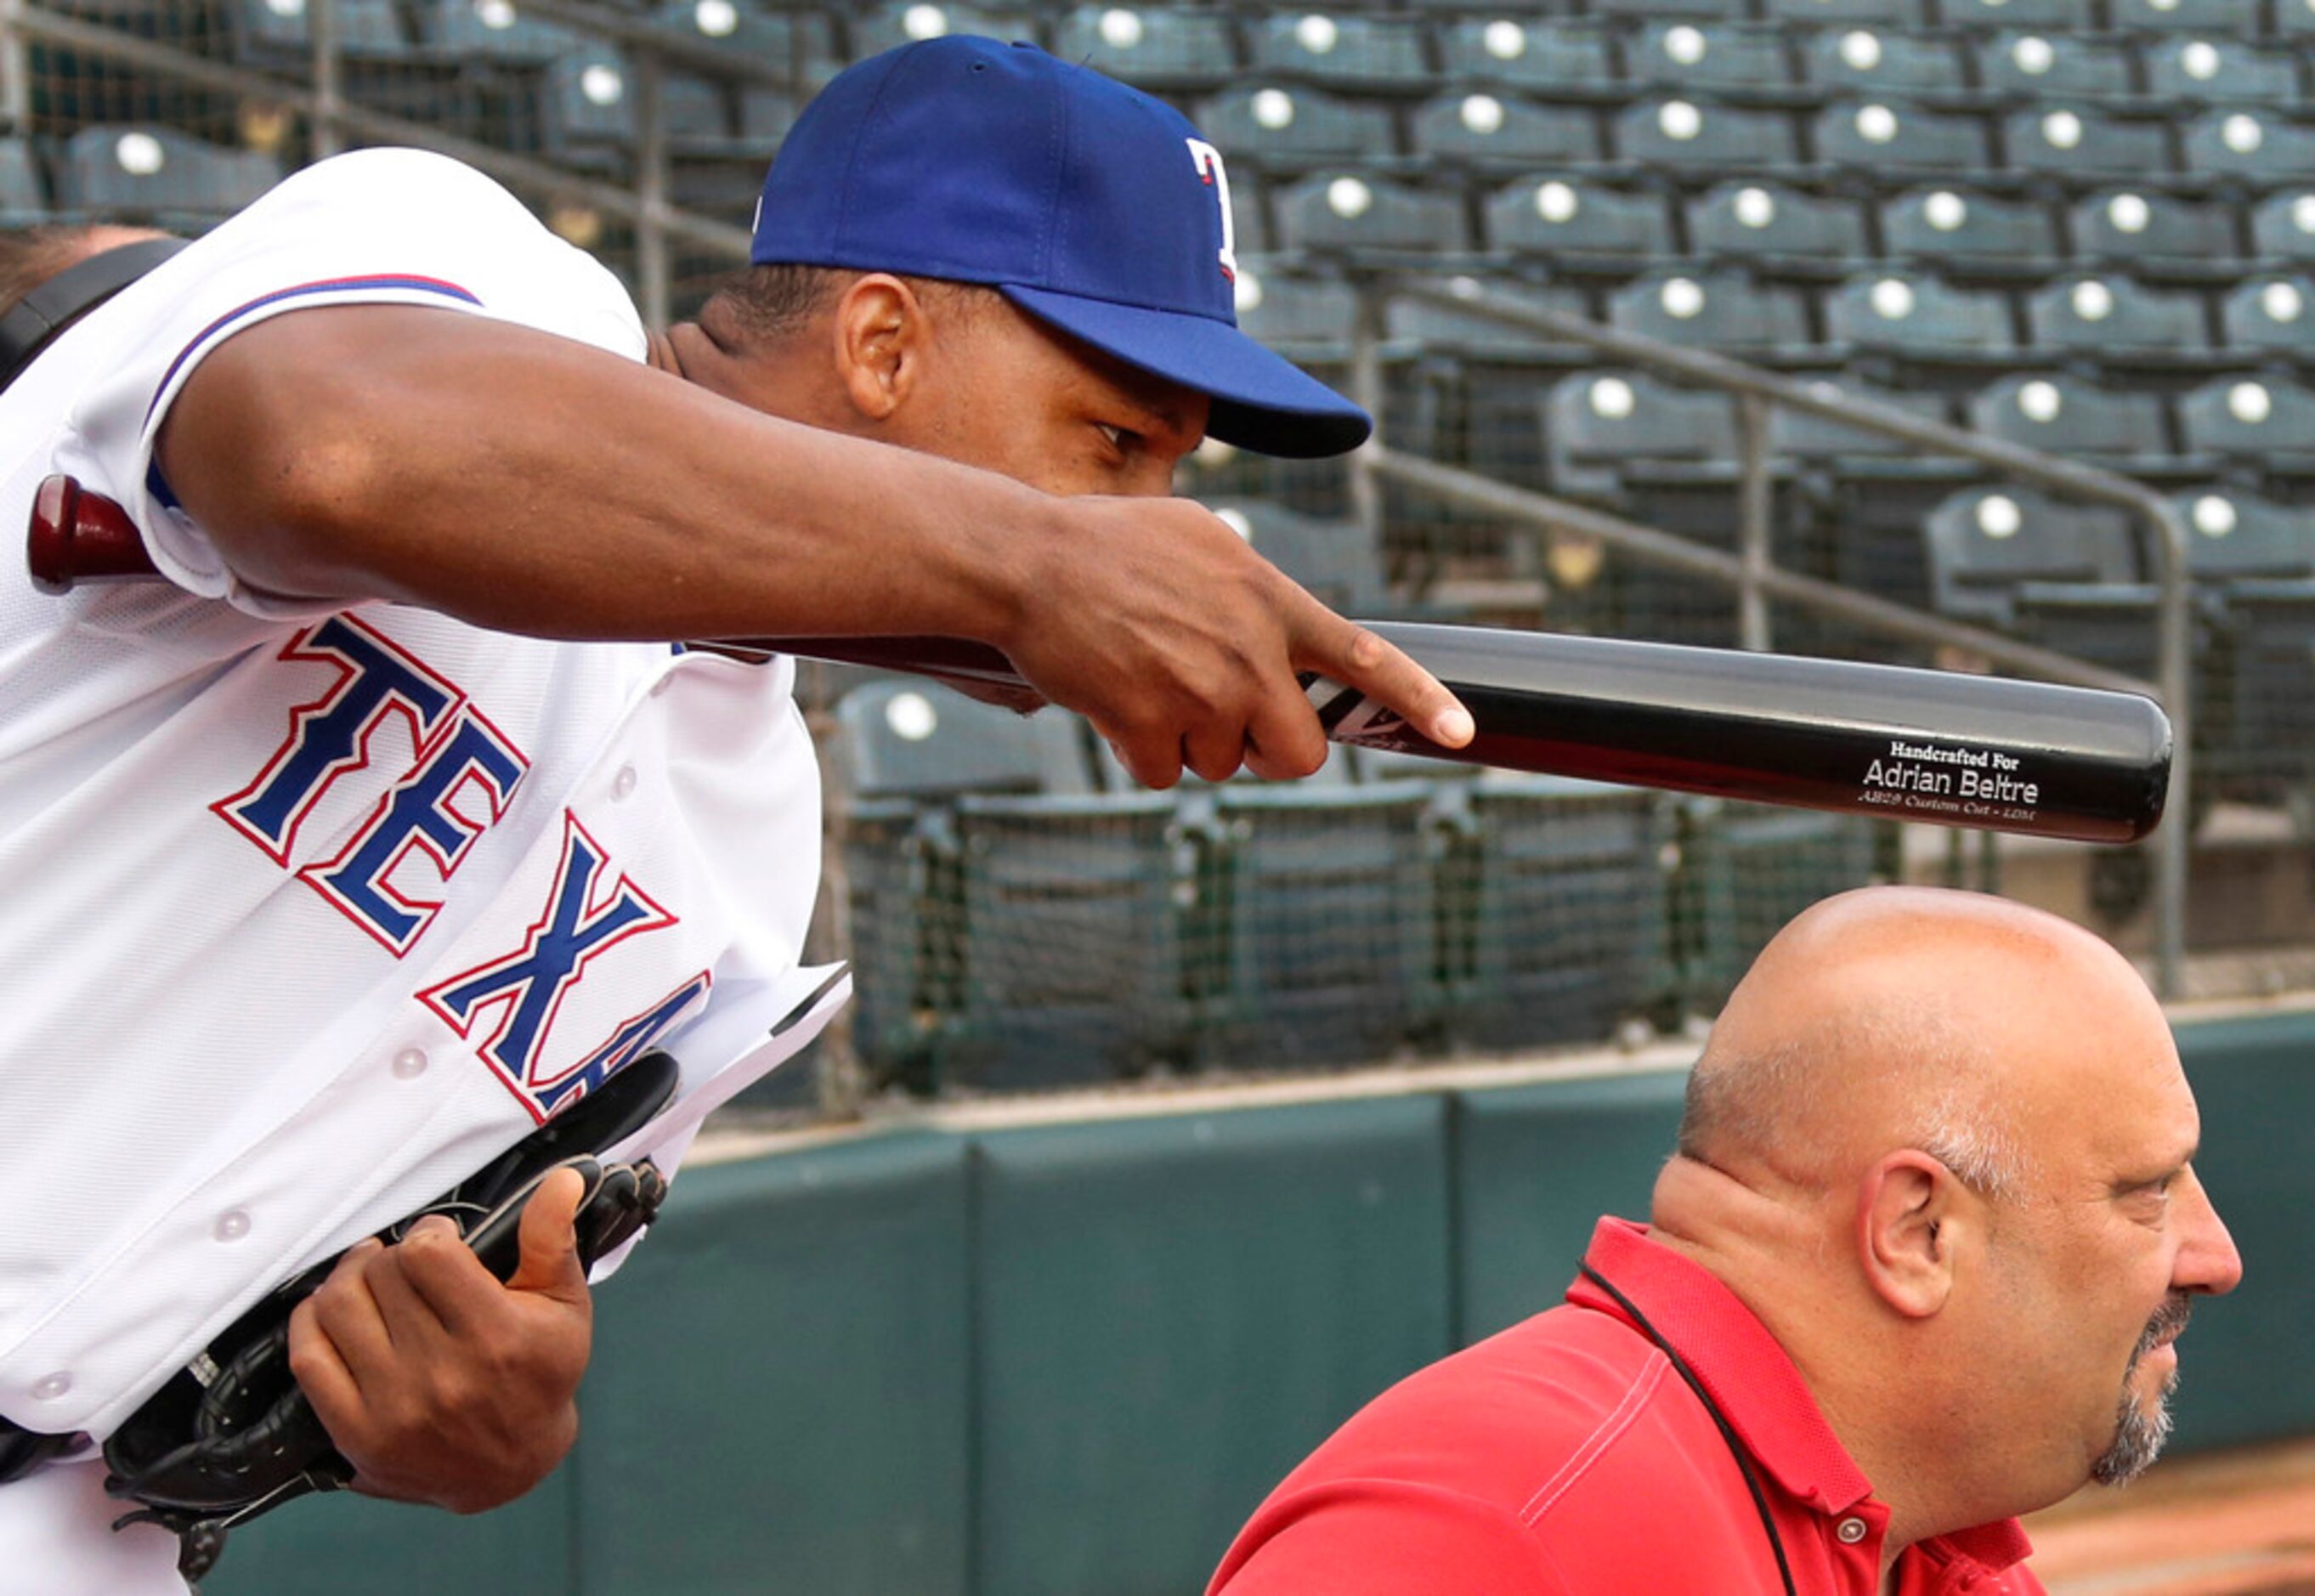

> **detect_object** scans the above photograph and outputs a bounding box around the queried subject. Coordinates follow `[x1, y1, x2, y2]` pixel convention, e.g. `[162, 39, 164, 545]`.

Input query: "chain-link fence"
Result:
[16, 0, 2315, 1113]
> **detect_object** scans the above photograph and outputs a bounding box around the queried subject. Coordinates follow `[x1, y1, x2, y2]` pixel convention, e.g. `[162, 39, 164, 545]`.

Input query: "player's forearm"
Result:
[154, 306, 1047, 645]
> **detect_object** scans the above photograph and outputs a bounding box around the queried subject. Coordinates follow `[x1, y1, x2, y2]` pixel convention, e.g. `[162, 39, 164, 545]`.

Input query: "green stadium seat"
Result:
[1248, 14, 1434, 94]
[2026, 274, 2210, 365]
[847, 3, 1039, 59]
[2144, 38, 2300, 107]
[1803, 27, 1966, 98]
[0, 139, 46, 222]
[652, 0, 840, 84]
[1272, 173, 1469, 256]
[1686, 182, 1869, 277]
[2280, 0, 2315, 40]
[1763, 0, 1922, 21]
[2180, 376, 2315, 474]
[1436, 19, 1614, 99]
[1590, 0, 1742, 20]
[2111, 0, 2258, 32]
[416, 0, 578, 64]
[1207, 500, 1393, 617]
[1627, 23, 1793, 96]
[54, 126, 282, 218]
[1489, 178, 1673, 272]
[2171, 488, 2315, 583]
[2073, 190, 2244, 281]
[1607, 270, 1815, 360]
[1201, 784, 1435, 1068]
[1451, 776, 1669, 1055]
[1231, 258, 1356, 365]
[2252, 191, 2315, 266]
[1882, 186, 2058, 277]
[1942, 0, 2092, 30]
[230, 0, 406, 63]
[736, 87, 799, 155]
[1408, 92, 1601, 167]
[2186, 111, 2315, 183]
[1051, 6, 1242, 93]
[2222, 277, 2315, 359]
[1383, 279, 1591, 363]
[1816, 100, 1990, 176]
[1200, 83, 1398, 169]
[835, 681, 1095, 800]
[1966, 375, 2175, 472]
[1973, 31, 2131, 99]
[1826, 272, 2014, 365]
[1923, 484, 2140, 630]
[2007, 106, 2171, 180]
[1544, 370, 1738, 501]
[1616, 99, 1798, 172]
[543, 48, 641, 168]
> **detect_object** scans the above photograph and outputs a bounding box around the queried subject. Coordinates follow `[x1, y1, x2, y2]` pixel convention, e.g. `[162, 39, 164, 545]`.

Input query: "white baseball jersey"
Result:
[0, 147, 831, 1442]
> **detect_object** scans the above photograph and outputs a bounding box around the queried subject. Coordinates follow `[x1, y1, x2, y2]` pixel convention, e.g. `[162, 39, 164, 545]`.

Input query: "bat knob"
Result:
[26, 473, 159, 593]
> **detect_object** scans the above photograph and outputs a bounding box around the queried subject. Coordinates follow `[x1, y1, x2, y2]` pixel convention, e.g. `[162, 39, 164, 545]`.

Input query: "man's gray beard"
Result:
[2090, 1365, 2176, 1486]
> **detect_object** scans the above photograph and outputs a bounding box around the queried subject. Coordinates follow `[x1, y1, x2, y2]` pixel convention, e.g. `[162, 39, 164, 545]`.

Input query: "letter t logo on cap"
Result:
[1184, 138, 1237, 283]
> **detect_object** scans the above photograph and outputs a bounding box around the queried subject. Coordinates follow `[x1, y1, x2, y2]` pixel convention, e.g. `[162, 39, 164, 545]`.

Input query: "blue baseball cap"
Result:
[750, 36, 1369, 459]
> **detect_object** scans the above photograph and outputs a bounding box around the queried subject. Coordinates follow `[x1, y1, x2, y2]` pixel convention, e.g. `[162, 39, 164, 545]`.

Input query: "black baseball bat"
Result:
[27, 473, 2171, 843]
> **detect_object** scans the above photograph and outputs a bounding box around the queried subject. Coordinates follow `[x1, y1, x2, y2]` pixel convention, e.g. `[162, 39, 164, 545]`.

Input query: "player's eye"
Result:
[1095, 422, 1135, 454]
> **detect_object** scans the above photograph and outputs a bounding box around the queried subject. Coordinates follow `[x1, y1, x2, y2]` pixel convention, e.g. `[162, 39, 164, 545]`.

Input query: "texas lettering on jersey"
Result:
[215, 613, 707, 1119]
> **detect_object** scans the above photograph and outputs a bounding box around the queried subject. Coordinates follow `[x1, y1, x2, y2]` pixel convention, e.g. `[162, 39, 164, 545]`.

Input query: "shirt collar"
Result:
[1565, 1217, 2035, 1579]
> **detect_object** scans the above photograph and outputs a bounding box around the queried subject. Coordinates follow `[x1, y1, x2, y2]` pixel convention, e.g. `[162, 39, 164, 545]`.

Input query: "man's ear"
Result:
[829, 273, 929, 423]
[1856, 1151, 1971, 1319]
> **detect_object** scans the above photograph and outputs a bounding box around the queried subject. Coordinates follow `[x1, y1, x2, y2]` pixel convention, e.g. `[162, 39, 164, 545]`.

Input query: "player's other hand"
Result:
[999, 497, 1474, 789]
[288, 1167, 593, 1514]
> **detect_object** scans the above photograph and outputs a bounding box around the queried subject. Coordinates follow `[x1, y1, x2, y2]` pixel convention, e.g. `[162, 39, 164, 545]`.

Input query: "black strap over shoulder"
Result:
[0, 235, 189, 391]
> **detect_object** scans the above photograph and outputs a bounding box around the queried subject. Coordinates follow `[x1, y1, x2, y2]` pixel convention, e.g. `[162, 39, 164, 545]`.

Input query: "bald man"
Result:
[1208, 886, 2243, 1596]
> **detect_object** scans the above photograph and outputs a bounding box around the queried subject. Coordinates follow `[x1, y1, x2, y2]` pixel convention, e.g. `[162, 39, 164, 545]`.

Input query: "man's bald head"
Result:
[1676, 886, 2164, 1203]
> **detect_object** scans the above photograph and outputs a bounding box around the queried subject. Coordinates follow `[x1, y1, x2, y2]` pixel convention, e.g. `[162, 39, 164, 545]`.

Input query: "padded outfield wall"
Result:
[211, 1004, 2315, 1596]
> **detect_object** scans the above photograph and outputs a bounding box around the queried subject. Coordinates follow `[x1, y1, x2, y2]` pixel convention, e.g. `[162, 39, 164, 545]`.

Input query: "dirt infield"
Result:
[2027, 1437, 2315, 1594]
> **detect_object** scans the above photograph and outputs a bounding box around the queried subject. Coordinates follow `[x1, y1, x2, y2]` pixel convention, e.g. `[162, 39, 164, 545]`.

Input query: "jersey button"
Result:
[30, 1372, 70, 1401]
[1836, 1516, 1868, 1545]
[213, 1209, 252, 1242]
[612, 764, 638, 802]
[392, 1047, 428, 1079]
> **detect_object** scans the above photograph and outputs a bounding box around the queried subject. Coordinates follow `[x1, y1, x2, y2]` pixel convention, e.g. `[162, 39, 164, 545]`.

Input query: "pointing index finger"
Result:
[1298, 612, 1473, 750]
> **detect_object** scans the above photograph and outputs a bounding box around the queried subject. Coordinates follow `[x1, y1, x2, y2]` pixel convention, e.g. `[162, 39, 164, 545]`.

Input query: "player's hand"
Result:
[288, 1167, 593, 1514]
[999, 497, 1473, 789]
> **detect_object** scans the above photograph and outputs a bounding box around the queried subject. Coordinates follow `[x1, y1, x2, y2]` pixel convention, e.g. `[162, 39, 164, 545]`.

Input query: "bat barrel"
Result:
[1331, 623, 2171, 846]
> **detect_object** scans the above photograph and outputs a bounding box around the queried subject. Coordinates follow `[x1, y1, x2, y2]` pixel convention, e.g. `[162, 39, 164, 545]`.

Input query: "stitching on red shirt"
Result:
[1516, 1351, 1671, 1527]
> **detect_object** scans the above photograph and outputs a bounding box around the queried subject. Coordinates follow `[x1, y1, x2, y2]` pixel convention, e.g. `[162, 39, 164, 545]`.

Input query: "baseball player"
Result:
[0, 37, 1470, 1592]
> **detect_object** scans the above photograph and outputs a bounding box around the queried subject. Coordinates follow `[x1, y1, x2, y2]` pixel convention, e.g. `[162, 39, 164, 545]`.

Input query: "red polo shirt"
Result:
[1208, 1218, 2045, 1596]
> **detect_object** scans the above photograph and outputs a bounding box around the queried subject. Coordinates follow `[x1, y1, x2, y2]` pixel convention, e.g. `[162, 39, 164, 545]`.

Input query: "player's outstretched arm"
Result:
[154, 304, 1469, 788]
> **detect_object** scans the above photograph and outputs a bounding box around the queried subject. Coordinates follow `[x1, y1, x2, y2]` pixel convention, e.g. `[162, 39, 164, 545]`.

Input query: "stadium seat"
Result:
[1686, 183, 1868, 277]
[1825, 273, 2013, 365]
[1544, 371, 1739, 501]
[1051, 6, 1242, 93]
[54, 126, 282, 218]
[1617, 99, 1798, 172]
[1773, 379, 1966, 607]
[1923, 485, 2140, 630]
[2253, 191, 2315, 266]
[1941, 0, 2091, 29]
[1764, 0, 1921, 21]
[835, 681, 1095, 800]
[1248, 14, 1434, 94]
[544, 48, 641, 167]
[415, 0, 578, 64]
[1966, 375, 2174, 472]
[1881, 187, 2058, 277]
[1201, 784, 1435, 1069]
[2025, 275, 2210, 364]
[1815, 101, 1990, 177]
[1589, 0, 1742, 21]
[652, 0, 839, 82]
[2171, 488, 2315, 582]
[1383, 280, 1591, 363]
[1487, 178, 1673, 273]
[0, 139, 48, 222]
[1200, 84, 1397, 169]
[1272, 173, 1469, 256]
[736, 87, 799, 155]
[1230, 258, 1357, 365]
[1408, 92, 1600, 167]
[1449, 776, 1669, 1055]
[2281, 0, 2315, 40]
[2111, 0, 2259, 32]
[2179, 376, 2315, 472]
[1436, 19, 1615, 99]
[944, 791, 1190, 1087]
[1772, 379, 1952, 464]
[1208, 500, 1391, 616]
[2073, 190, 2243, 281]
[2223, 277, 2315, 359]
[1607, 271, 1814, 360]
[1627, 23, 1792, 96]
[2185, 111, 2315, 183]
[1803, 28, 1966, 97]
[847, 3, 1039, 58]
[230, 0, 405, 62]
[2143, 38, 2299, 107]
[1973, 31, 2130, 99]
[2007, 106, 2171, 180]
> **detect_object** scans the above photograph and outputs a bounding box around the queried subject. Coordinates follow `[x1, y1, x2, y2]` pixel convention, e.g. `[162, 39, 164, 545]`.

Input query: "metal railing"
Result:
[1346, 276, 2193, 998]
